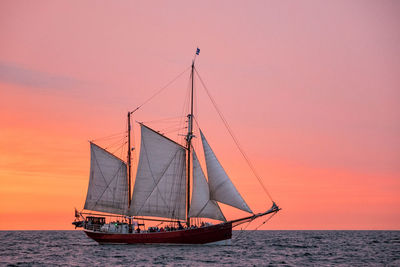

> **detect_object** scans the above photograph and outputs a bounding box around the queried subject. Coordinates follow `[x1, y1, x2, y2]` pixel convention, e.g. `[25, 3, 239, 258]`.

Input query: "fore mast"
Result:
[127, 111, 133, 232]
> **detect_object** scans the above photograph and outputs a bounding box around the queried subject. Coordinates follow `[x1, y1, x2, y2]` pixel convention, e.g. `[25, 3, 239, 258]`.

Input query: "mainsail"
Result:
[200, 130, 253, 213]
[129, 124, 187, 220]
[84, 142, 129, 215]
[189, 149, 226, 221]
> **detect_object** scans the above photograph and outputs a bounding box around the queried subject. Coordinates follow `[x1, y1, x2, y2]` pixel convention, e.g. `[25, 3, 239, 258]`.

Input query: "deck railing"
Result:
[84, 223, 102, 232]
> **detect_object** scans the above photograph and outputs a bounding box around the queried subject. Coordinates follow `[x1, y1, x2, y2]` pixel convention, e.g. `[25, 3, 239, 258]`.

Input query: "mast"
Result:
[186, 60, 195, 226]
[127, 111, 133, 232]
[127, 112, 132, 206]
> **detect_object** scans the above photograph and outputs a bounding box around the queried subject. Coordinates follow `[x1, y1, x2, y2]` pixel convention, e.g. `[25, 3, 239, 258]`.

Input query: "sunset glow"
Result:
[0, 0, 399, 230]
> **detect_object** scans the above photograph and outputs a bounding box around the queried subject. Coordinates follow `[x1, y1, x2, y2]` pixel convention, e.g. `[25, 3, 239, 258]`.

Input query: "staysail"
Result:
[84, 142, 129, 215]
[129, 124, 187, 220]
[189, 149, 226, 221]
[200, 130, 253, 213]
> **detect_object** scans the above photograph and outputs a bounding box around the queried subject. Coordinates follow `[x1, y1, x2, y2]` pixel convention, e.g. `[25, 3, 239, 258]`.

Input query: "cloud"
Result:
[0, 61, 82, 90]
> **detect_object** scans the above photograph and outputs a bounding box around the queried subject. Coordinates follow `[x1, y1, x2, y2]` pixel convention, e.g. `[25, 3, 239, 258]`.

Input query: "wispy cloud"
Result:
[0, 61, 82, 90]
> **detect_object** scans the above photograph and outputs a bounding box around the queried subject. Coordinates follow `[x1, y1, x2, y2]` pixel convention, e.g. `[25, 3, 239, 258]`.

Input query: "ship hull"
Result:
[84, 222, 232, 245]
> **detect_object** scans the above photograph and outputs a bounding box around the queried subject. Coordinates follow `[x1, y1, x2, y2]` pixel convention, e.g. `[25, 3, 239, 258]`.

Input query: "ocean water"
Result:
[0, 230, 398, 266]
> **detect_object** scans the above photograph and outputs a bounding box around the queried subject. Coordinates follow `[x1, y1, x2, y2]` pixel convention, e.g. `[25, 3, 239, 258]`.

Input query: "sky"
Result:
[0, 0, 399, 230]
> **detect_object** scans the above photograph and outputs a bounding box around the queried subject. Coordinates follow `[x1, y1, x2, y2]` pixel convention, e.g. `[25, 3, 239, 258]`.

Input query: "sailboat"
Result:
[73, 50, 280, 244]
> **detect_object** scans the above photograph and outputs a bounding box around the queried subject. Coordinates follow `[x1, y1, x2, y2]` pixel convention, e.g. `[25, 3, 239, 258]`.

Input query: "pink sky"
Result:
[0, 0, 399, 230]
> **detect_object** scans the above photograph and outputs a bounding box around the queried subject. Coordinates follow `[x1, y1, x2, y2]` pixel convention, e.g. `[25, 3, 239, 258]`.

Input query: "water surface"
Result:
[0, 230, 398, 266]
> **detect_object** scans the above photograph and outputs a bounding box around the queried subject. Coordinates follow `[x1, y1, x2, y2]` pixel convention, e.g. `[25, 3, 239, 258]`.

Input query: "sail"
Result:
[200, 130, 252, 213]
[189, 149, 226, 221]
[84, 142, 129, 215]
[129, 124, 187, 220]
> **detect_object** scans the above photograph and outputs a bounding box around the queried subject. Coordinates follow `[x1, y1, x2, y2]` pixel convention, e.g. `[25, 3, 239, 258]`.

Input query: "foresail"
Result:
[200, 130, 253, 213]
[84, 143, 129, 215]
[129, 124, 187, 220]
[189, 149, 226, 221]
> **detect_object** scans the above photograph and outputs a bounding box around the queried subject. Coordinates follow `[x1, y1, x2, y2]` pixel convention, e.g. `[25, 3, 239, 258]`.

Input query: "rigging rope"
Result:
[91, 131, 126, 142]
[234, 212, 278, 242]
[194, 68, 274, 203]
[253, 212, 277, 231]
[105, 135, 128, 151]
[234, 220, 253, 241]
[142, 115, 186, 124]
[111, 141, 128, 155]
[161, 126, 187, 135]
[130, 66, 191, 114]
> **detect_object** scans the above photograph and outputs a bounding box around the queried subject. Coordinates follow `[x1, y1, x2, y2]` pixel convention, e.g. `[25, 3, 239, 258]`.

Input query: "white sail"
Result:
[84, 142, 129, 215]
[189, 149, 226, 221]
[129, 124, 187, 220]
[200, 130, 252, 213]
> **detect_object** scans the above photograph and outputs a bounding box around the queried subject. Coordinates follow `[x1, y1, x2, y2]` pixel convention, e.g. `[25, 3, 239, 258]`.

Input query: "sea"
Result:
[0, 230, 398, 266]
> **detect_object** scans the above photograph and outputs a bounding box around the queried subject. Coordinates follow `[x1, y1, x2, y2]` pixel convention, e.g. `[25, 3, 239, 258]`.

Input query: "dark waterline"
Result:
[0, 230, 399, 266]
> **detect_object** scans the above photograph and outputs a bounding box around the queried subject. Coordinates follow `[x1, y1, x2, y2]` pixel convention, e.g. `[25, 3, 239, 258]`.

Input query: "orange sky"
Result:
[0, 0, 399, 230]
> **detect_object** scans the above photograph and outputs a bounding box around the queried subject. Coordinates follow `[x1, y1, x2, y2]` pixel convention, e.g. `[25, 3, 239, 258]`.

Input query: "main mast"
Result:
[186, 60, 195, 226]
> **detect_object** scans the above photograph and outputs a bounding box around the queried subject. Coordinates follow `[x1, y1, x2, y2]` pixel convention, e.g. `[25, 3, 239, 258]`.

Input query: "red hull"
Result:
[84, 222, 232, 244]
